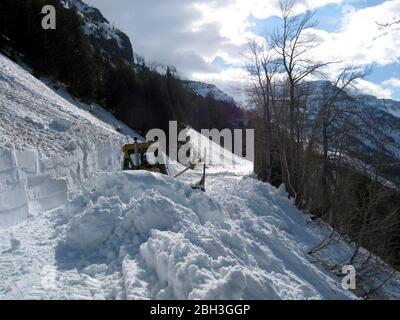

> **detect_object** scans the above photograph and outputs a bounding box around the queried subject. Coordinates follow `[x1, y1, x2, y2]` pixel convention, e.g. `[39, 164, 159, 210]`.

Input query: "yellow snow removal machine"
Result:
[121, 138, 168, 174]
[121, 138, 206, 191]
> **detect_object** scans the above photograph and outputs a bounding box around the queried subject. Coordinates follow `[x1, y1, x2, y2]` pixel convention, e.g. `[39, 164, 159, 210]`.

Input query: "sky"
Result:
[85, 0, 400, 103]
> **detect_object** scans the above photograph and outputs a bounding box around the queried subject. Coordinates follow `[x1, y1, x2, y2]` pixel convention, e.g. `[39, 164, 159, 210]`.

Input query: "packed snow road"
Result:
[0, 167, 356, 299]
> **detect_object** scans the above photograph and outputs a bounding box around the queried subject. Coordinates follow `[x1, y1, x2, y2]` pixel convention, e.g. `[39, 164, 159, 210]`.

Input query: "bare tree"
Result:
[268, 0, 334, 201]
[316, 67, 369, 218]
[246, 0, 400, 293]
[246, 39, 280, 182]
[271, 0, 330, 139]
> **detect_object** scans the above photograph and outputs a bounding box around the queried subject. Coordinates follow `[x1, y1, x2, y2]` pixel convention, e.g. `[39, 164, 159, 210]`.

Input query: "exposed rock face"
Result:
[64, 0, 134, 65]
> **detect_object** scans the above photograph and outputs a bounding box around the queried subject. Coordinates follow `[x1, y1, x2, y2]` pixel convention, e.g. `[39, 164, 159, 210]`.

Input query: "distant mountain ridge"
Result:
[309, 80, 400, 119]
[306, 80, 400, 184]
[356, 93, 400, 119]
[183, 80, 236, 104]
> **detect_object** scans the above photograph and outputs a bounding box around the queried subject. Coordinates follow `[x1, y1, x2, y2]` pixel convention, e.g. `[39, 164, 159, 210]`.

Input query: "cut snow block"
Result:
[0, 183, 29, 228]
[0, 148, 29, 228]
[14, 148, 38, 176]
[26, 175, 68, 214]
[0, 147, 15, 172]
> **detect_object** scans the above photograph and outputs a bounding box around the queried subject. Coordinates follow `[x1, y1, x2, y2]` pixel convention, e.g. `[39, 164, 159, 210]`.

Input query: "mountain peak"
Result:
[183, 80, 236, 104]
[63, 0, 134, 65]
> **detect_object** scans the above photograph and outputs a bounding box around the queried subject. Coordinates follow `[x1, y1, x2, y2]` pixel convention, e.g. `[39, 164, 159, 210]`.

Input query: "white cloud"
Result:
[85, 0, 400, 101]
[86, 0, 344, 74]
[310, 0, 400, 67]
[353, 79, 393, 99]
[383, 78, 400, 88]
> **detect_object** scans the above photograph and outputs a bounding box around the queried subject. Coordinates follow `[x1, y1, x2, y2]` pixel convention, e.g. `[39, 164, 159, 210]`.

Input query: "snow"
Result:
[0, 53, 140, 227]
[184, 81, 236, 104]
[26, 170, 355, 300]
[64, 0, 125, 50]
[186, 128, 253, 174]
[306, 81, 400, 185]
[1, 53, 400, 300]
[357, 94, 400, 119]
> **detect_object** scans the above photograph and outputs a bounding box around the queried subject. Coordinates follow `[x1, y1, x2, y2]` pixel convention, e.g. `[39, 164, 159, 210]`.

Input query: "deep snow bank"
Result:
[58, 171, 224, 253]
[0, 141, 126, 228]
[0, 53, 139, 227]
[0, 146, 30, 227]
[56, 171, 356, 300]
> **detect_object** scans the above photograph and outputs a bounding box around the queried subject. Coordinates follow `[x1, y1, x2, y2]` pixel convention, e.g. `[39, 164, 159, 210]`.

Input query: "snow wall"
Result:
[0, 140, 126, 228]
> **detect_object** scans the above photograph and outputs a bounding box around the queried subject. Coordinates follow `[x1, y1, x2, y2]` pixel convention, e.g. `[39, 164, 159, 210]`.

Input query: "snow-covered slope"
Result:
[1, 55, 400, 299]
[356, 94, 400, 119]
[0, 53, 140, 228]
[183, 81, 236, 104]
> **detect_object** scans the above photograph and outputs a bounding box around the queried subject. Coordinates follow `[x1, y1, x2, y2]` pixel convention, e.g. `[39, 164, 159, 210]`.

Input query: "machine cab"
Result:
[121, 138, 168, 174]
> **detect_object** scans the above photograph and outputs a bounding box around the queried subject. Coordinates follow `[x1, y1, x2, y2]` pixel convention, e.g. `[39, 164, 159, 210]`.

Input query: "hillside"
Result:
[306, 80, 400, 184]
[0, 53, 140, 228]
[1, 53, 400, 299]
